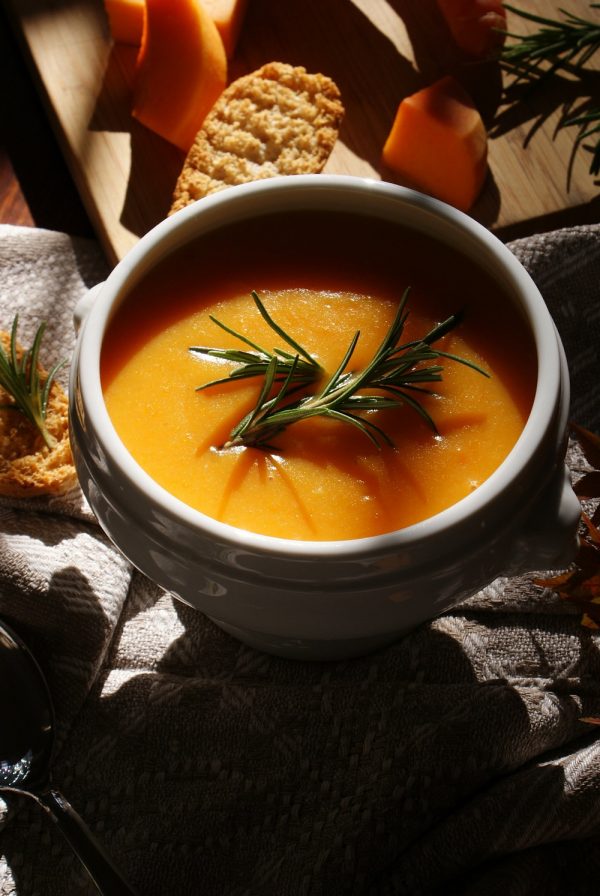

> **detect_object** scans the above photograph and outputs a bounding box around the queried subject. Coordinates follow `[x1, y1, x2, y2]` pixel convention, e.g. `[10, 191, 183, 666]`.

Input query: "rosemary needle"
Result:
[0, 316, 66, 450]
[197, 288, 488, 452]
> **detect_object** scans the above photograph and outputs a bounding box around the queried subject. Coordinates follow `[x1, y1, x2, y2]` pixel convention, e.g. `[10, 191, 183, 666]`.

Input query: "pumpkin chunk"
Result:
[436, 0, 507, 59]
[382, 76, 488, 213]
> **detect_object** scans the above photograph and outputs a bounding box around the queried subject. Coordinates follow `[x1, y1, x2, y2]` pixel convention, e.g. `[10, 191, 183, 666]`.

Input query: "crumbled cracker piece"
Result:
[0, 331, 77, 498]
[170, 62, 344, 213]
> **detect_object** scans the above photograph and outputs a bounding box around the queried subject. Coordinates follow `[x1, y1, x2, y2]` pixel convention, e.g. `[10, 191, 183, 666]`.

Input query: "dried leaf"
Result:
[581, 613, 600, 630]
[536, 421, 600, 627]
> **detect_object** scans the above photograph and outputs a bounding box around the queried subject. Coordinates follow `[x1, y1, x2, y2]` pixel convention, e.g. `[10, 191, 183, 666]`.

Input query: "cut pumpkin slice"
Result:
[132, 0, 227, 152]
[104, 0, 247, 57]
[104, 0, 144, 45]
[201, 0, 249, 57]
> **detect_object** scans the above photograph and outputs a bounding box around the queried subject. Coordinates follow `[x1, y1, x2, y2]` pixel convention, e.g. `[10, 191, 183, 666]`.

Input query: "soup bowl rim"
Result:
[75, 174, 562, 559]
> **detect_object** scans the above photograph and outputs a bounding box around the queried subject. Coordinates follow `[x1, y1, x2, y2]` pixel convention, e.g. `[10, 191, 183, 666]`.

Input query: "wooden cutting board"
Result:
[6, 0, 599, 265]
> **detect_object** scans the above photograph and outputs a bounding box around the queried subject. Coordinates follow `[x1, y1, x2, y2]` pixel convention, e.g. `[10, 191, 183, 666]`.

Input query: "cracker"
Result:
[170, 62, 344, 214]
[0, 331, 77, 498]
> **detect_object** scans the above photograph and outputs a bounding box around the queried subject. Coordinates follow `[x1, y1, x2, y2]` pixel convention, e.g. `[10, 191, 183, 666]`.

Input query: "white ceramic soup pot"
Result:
[70, 175, 580, 660]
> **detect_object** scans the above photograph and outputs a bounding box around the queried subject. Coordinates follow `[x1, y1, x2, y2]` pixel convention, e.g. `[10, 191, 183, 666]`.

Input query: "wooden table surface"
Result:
[0, 2, 93, 237]
[1, 1, 598, 250]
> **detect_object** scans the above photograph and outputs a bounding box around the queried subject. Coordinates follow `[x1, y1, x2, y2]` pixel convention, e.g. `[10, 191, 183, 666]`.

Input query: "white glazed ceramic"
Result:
[69, 175, 581, 660]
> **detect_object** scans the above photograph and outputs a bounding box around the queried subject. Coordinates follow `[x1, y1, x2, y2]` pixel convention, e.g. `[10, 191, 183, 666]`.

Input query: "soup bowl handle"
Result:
[503, 462, 580, 576]
[74, 283, 105, 333]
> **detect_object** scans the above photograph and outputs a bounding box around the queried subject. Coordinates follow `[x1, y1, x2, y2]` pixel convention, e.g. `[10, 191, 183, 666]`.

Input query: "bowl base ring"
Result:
[207, 614, 406, 661]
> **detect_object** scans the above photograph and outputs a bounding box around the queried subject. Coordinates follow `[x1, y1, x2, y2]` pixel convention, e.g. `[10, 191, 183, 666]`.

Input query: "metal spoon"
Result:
[0, 618, 137, 895]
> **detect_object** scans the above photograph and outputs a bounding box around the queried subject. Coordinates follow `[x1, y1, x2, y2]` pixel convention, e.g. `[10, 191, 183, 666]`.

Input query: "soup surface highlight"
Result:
[101, 211, 536, 540]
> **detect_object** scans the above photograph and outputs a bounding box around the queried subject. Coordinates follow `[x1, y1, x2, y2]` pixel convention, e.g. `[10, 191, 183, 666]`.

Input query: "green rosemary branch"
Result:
[501, 4, 600, 175]
[190, 290, 322, 389]
[502, 4, 600, 74]
[200, 288, 488, 452]
[0, 316, 66, 449]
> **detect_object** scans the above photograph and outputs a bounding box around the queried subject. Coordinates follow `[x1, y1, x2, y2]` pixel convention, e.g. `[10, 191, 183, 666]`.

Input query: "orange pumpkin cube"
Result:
[436, 0, 507, 58]
[382, 76, 488, 213]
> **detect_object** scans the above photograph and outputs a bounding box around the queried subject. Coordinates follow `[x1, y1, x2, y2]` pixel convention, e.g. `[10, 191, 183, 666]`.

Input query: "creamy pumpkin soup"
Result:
[101, 211, 536, 540]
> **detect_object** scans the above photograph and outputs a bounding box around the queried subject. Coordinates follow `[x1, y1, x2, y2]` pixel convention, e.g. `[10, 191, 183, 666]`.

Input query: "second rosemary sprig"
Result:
[193, 289, 489, 452]
[502, 3, 600, 75]
[501, 4, 600, 176]
[0, 316, 65, 450]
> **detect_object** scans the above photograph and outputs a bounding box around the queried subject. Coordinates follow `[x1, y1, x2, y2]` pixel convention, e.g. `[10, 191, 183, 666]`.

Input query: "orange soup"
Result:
[101, 211, 536, 540]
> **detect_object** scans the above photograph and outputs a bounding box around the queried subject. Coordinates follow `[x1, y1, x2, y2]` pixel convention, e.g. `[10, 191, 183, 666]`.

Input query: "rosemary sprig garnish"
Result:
[501, 4, 600, 175]
[502, 4, 600, 75]
[198, 289, 488, 452]
[189, 290, 322, 389]
[0, 316, 65, 450]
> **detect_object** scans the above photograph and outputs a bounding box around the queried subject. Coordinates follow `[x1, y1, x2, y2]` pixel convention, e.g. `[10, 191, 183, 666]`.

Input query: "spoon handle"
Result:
[38, 789, 137, 895]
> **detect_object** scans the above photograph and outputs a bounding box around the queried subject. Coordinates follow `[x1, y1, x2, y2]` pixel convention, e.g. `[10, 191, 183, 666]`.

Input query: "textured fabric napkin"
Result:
[1, 222, 600, 896]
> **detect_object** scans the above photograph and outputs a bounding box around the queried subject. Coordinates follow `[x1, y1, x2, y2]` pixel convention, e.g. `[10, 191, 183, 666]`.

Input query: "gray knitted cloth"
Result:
[0, 223, 599, 896]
